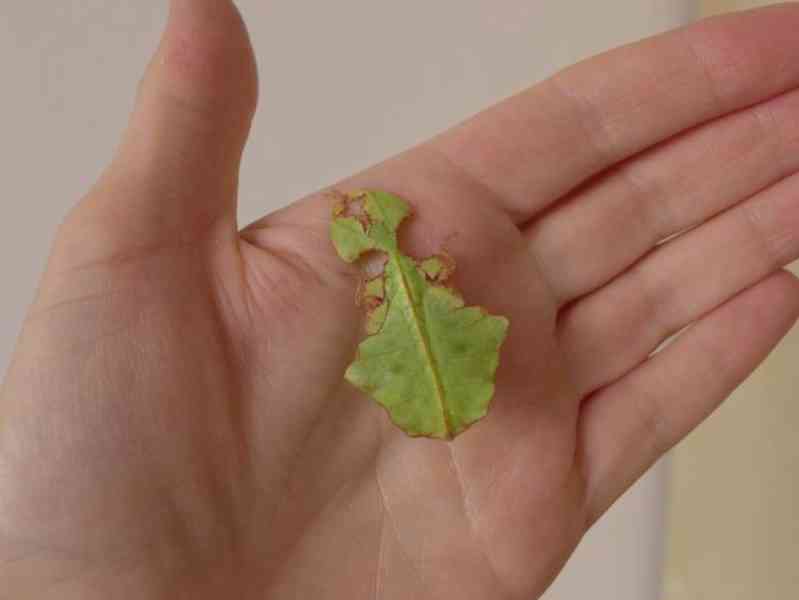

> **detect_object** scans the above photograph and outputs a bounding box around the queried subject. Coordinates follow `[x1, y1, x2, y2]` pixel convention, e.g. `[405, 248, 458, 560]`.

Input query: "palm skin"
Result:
[4, 2, 799, 599]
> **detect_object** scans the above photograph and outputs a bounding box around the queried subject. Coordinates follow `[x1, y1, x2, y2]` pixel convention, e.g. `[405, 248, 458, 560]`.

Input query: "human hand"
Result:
[3, 2, 799, 598]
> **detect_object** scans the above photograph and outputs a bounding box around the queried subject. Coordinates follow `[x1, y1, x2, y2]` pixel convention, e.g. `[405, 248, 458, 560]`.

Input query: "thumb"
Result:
[68, 0, 258, 249]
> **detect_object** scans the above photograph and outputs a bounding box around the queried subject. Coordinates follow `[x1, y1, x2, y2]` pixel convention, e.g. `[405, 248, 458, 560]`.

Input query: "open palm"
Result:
[3, 2, 799, 599]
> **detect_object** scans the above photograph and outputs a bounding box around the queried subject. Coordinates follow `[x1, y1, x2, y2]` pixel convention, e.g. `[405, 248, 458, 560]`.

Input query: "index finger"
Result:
[430, 4, 799, 222]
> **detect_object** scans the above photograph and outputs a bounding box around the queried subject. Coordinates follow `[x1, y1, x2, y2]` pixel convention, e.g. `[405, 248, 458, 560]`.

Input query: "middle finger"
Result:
[526, 85, 799, 306]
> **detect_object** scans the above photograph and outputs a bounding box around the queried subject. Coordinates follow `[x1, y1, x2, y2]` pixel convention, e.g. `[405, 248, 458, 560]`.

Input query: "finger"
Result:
[560, 167, 799, 398]
[246, 5, 799, 270]
[528, 84, 799, 305]
[67, 0, 258, 248]
[579, 270, 799, 522]
[429, 4, 799, 222]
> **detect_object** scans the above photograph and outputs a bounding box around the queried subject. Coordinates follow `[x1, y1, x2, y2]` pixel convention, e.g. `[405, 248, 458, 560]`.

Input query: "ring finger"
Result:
[559, 169, 799, 396]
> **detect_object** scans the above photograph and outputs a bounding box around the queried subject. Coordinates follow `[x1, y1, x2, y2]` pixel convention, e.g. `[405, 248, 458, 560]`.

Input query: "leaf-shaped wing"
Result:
[330, 190, 509, 440]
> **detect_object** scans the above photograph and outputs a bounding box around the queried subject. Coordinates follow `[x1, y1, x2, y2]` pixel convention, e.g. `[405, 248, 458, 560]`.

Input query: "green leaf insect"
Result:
[330, 190, 510, 440]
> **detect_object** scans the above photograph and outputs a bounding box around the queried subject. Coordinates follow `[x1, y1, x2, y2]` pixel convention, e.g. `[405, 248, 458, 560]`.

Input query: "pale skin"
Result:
[2, 1, 799, 598]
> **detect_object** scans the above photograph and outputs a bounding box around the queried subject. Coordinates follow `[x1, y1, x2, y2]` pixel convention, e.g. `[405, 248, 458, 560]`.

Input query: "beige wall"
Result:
[0, 2, 698, 599]
[702, 0, 779, 15]
[666, 4, 798, 599]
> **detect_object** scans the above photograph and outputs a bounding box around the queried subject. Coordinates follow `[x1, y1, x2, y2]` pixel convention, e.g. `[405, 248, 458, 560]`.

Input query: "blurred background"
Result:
[0, 1, 793, 599]
[703, 0, 779, 13]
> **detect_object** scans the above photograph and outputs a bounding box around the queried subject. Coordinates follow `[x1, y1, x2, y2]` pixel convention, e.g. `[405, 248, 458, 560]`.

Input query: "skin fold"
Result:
[2, 1, 799, 598]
